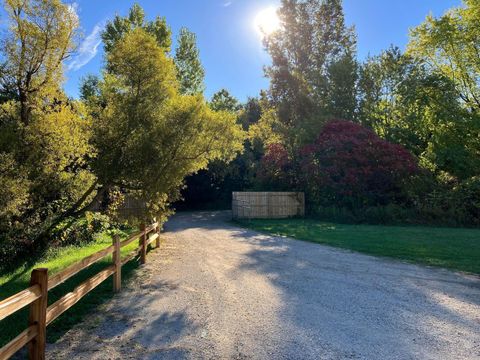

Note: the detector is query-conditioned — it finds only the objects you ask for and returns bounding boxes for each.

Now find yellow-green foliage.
[26,98,94,190]
[408,0,480,111]
[3,0,78,122]
[94,29,245,206]
[0,2,244,265]
[0,153,30,220]
[0,0,91,234]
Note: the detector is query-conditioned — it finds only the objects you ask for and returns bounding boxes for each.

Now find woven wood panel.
[232,192,305,219]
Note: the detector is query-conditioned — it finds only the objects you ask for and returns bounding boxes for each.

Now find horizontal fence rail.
[0,221,160,360]
[47,246,115,291]
[0,286,42,322]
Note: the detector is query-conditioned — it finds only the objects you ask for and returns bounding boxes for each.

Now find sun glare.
[255,7,280,37]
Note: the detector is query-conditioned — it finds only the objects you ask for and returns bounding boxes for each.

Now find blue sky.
[60,0,461,102]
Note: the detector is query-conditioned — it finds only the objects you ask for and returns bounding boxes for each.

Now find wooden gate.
[232,192,305,219]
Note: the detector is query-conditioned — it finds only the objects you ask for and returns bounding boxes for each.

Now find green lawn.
[0,229,152,348]
[235,218,480,275]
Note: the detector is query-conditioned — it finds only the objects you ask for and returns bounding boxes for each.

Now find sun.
[255,7,281,37]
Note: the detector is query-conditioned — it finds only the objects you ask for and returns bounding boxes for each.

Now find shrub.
[454,176,480,225]
[419,176,480,226]
[298,120,419,208]
[52,212,112,246]
[0,153,31,227]
[256,143,293,190]
[311,204,416,225]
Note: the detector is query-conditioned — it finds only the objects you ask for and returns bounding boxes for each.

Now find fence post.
[139,223,147,264]
[28,268,48,360]
[113,234,121,292]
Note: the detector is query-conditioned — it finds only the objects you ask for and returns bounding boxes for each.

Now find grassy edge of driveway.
[0,229,151,348]
[234,218,480,275]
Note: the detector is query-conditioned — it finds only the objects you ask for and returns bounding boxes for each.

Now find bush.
[455,176,480,225]
[311,204,415,225]
[298,120,419,208]
[256,143,293,190]
[0,153,31,223]
[417,176,480,226]
[52,212,112,247]
[256,120,479,227]
[310,205,357,223]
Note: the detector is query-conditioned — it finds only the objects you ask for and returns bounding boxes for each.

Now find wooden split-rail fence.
[0,221,160,360]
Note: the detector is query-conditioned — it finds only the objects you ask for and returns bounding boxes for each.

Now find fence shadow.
[46,275,197,359]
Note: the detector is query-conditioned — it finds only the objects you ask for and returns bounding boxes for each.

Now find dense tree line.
[259,0,480,225]
[182,0,480,226]
[178,93,263,209]
[0,1,244,267]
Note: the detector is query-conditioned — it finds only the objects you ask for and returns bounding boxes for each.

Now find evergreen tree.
[174,27,205,95]
[102,3,171,53]
[210,89,241,112]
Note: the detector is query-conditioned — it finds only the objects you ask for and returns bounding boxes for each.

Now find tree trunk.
[19,90,30,125]
[38,182,103,241]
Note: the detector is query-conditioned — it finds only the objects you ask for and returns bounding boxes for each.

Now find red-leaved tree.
[298,120,419,207]
[257,143,293,190]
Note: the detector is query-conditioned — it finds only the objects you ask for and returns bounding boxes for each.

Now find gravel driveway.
[48,211,480,359]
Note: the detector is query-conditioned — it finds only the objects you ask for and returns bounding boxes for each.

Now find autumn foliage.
[257,143,292,190]
[260,120,419,208]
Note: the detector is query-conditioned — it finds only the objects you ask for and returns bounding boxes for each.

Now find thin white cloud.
[67,22,104,71]
[223,1,233,7]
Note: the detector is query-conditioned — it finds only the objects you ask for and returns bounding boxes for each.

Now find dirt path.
[48,211,480,359]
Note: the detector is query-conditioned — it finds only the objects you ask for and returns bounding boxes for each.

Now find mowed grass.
[235,218,480,275]
[0,229,153,348]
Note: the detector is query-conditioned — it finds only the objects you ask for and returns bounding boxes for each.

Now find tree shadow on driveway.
[46,275,199,359]
[47,211,480,359]
[168,211,480,359]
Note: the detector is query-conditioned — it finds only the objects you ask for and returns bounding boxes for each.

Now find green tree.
[2,0,79,124]
[80,74,101,102]
[238,96,262,130]
[174,27,205,95]
[358,47,480,180]
[210,89,241,112]
[0,0,95,255]
[406,0,480,180]
[92,29,243,214]
[264,0,357,148]
[102,3,171,53]
[180,96,264,209]
[358,47,426,147]
[408,0,480,112]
